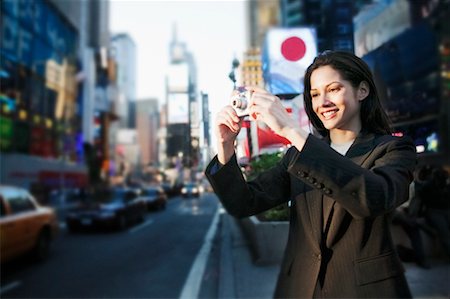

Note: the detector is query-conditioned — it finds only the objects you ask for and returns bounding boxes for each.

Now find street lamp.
[228,57,240,89]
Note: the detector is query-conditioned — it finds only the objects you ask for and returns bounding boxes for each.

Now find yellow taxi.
[0,185,59,263]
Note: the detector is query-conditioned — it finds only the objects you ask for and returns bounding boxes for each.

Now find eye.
[311,93,319,99]
[329,87,340,93]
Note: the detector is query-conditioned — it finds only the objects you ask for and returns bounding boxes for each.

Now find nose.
[316,94,333,107]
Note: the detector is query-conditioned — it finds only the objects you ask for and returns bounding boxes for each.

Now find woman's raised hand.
[247,86,296,138]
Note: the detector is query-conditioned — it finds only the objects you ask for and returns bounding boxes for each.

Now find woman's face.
[310,65,362,133]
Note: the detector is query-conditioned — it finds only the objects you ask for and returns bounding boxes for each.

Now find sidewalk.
[213,213,449,299]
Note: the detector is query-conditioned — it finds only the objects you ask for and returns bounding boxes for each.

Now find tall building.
[110,33,136,129]
[165,26,199,168]
[354,0,449,165]
[136,99,159,167]
[0,0,111,191]
[199,92,212,169]
[280,0,358,52]
[240,48,265,88]
[247,0,280,48]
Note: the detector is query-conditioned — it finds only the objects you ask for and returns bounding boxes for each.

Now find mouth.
[321,109,339,120]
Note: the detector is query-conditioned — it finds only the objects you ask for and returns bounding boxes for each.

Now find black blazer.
[206,132,416,298]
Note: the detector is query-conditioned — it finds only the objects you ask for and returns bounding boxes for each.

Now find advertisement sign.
[168,93,189,124]
[263,28,317,95]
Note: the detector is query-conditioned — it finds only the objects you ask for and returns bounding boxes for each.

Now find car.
[138,186,167,210]
[181,182,200,198]
[65,187,146,232]
[0,185,59,263]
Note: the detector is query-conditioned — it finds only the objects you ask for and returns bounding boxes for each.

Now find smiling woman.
[206,51,416,298]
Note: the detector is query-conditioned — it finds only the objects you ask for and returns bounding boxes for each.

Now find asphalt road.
[0,193,220,298]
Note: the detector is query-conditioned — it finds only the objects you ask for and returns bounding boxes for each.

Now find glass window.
[337,24,351,35]
[1,0,19,18]
[1,13,19,61]
[18,27,33,67]
[6,190,35,214]
[18,0,35,30]
[33,0,47,37]
[336,8,350,19]
[32,38,52,76]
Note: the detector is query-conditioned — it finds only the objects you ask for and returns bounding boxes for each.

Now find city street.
[0,193,219,298]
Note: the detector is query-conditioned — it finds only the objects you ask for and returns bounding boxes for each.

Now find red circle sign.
[281,37,306,61]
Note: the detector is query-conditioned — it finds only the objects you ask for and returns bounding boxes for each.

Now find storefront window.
[0,0,78,159]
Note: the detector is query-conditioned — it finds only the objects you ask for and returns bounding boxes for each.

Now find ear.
[357,81,370,102]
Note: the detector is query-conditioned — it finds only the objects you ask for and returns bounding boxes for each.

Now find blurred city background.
[0,0,449,298]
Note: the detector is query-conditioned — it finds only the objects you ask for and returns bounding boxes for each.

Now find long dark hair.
[303,50,392,137]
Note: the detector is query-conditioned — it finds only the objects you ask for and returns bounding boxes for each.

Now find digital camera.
[231,87,252,117]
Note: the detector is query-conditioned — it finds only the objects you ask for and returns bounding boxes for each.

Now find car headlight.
[192,187,198,193]
[181,187,187,193]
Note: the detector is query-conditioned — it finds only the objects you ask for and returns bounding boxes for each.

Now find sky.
[110,0,248,139]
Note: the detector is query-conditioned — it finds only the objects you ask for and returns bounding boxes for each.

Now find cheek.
[311,100,319,112]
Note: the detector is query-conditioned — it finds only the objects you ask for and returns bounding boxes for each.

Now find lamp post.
[228,57,240,89]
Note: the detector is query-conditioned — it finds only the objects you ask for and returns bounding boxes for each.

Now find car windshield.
[143,189,158,196]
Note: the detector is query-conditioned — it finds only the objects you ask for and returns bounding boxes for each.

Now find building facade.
[0,0,111,192]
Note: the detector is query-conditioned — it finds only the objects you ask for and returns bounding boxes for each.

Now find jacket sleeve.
[287,134,416,219]
[205,149,295,218]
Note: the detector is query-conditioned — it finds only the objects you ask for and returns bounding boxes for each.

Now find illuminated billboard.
[168,93,189,124]
[263,27,317,95]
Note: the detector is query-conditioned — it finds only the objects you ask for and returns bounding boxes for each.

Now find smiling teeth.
[322,110,337,119]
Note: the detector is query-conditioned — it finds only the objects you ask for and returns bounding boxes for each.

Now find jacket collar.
[323,130,376,160]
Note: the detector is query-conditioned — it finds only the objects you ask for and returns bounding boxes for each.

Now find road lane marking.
[0,281,22,295]
[128,219,154,234]
[179,207,221,299]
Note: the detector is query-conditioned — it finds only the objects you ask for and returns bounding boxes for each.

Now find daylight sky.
[110,0,248,134]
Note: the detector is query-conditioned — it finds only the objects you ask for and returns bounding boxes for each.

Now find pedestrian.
[421,166,450,260]
[205,51,416,298]
[392,167,430,268]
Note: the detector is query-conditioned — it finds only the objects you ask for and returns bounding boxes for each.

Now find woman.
[205,51,416,298]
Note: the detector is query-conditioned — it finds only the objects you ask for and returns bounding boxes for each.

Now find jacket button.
[297,171,307,177]
[314,182,324,189]
[317,253,322,261]
[323,188,332,195]
[308,177,316,184]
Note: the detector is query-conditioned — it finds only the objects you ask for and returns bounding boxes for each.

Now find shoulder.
[373,134,415,152]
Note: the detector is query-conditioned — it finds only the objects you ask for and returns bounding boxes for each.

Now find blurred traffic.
[0,185,58,264]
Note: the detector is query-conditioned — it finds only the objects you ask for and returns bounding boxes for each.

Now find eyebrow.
[310,81,341,92]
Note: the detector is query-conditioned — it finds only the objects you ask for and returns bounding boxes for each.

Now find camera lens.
[232,95,247,109]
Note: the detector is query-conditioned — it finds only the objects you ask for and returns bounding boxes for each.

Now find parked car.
[138,186,167,210]
[0,185,59,263]
[65,187,146,232]
[181,182,200,198]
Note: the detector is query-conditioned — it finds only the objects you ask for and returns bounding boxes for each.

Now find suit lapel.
[324,132,376,247]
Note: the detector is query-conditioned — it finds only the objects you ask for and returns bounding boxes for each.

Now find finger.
[250,92,276,108]
[223,106,240,123]
[216,115,238,133]
[248,104,265,121]
[217,110,240,132]
[245,85,268,94]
